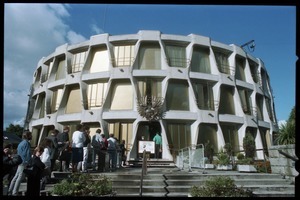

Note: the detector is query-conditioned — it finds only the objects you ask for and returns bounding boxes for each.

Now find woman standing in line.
[71,124,85,173]
[23,146,45,196]
[39,138,52,190]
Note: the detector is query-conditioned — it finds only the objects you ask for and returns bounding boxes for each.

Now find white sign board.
[138,141,155,154]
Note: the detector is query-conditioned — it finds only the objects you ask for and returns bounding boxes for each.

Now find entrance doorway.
[136,121,161,159]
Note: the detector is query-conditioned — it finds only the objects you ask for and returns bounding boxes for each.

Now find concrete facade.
[24,30,279,162]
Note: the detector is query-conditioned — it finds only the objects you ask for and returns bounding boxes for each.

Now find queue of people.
[3,125,127,196]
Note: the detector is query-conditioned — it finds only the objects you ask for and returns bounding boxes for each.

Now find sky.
[3,3,297,129]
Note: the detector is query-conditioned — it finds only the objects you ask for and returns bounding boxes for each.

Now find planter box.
[237,164,257,172]
[205,164,215,169]
[217,164,232,171]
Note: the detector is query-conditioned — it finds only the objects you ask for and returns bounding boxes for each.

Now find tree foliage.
[276,106,295,145]
[5,123,24,138]
[243,133,256,159]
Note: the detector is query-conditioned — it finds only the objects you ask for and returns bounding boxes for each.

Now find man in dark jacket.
[3,144,22,179]
[23,146,45,196]
[57,126,71,172]
[47,129,64,171]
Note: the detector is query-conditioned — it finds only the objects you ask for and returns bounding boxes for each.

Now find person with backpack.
[8,131,32,196]
[107,133,117,172]
[91,129,103,171]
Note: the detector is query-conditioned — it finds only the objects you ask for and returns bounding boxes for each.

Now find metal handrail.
[139,150,147,197]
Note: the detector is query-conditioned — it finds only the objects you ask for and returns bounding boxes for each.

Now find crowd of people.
[3,124,127,196]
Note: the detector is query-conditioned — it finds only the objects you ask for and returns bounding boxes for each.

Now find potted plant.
[204,140,215,169]
[223,143,234,165]
[214,148,233,170]
[236,133,257,172]
[51,172,116,196]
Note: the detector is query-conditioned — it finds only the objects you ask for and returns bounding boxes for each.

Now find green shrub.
[215,150,231,165]
[236,152,245,160]
[52,173,113,196]
[190,176,253,197]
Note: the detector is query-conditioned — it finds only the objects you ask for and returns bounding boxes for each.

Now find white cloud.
[278,120,287,127]
[3,3,86,129]
[67,30,87,44]
[90,23,104,35]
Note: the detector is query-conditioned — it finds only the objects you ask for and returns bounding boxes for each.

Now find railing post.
[139,150,147,197]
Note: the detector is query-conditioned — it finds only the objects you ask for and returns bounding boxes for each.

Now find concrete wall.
[268,144,298,177]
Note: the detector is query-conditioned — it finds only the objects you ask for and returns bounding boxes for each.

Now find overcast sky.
[3,4,296,129]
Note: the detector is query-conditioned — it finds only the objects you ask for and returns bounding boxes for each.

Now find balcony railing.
[217,64,235,76]
[166,57,190,68]
[82,98,105,109]
[111,57,135,67]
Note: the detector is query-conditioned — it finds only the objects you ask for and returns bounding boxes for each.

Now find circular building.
[25,30,279,162]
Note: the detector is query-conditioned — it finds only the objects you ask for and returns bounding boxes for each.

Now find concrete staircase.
[108,167,295,197]
[10,166,295,197]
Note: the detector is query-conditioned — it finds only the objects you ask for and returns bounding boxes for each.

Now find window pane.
[114,45,135,67]
[111,82,133,110]
[235,57,246,81]
[51,89,63,112]
[139,43,161,69]
[166,81,189,110]
[166,45,187,68]
[90,50,109,73]
[65,88,82,113]
[56,60,65,80]
[87,83,107,108]
[191,47,211,73]
[219,85,235,114]
[72,51,87,73]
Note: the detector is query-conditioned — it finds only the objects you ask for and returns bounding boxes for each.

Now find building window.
[137,79,162,98]
[237,87,252,115]
[47,61,54,80]
[249,59,259,83]
[220,124,239,153]
[90,48,109,73]
[167,123,191,152]
[214,49,232,75]
[71,51,87,73]
[166,80,189,111]
[265,97,274,121]
[34,68,42,88]
[86,82,107,109]
[138,43,161,70]
[190,46,211,73]
[55,59,66,80]
[65,88,82,114]
[219,85,235,115]
[33,93,45,119]
[165,45,188,68]
[51,89,63,113]
[256,94,264,121]
[235,56,246,81]
[192,81,214,110]
[197,123,218,153]
[113,45,135,67]
[110,81,133,110]
[109,122,133,151]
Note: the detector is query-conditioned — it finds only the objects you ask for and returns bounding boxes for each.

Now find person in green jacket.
[153,133,162,158]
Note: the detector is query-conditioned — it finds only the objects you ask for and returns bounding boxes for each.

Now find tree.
[276,106,295,145]
[5,123,24,138]
[243,133,256,159]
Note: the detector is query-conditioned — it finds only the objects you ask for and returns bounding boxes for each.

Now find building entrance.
[136,121,161,159]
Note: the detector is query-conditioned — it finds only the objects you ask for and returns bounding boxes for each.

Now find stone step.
[12,167,295,197]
